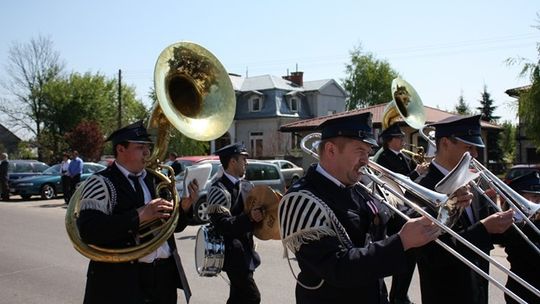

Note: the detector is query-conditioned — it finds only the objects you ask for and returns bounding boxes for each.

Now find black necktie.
[128,174,144,203]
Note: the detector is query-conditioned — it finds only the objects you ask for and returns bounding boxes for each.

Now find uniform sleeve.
[279,190,407,287]
[207,185,254,237]
[77,175,140,246]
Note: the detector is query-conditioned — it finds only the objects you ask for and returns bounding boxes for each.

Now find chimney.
[282,71,304,87]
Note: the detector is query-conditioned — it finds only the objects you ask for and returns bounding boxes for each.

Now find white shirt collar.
[223,171,240,185]
[389,148,401,155]
[316,164,346,188]
[431,159,450,175]
[115,161,147,179]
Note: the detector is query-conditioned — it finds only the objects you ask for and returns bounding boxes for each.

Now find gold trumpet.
[65,42,236,263]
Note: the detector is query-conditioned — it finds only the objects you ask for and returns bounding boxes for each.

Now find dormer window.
[288,97,299,112]
[249,96,262,112]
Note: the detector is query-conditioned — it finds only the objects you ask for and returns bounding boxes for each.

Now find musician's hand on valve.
[180,179,199,212]
[399,216,440,251]
[451,185,474,209]
[137,198,174,224]
[250,207,264,223]
[481,209,514,234]
[415,163,429,175]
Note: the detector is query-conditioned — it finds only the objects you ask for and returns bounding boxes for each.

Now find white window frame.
[249,96,262,112]
[288,97,300,112]
[250,132,264,157]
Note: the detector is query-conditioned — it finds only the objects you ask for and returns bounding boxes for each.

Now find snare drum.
[194,224,224,277]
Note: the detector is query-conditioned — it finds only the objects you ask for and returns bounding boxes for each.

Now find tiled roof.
[279,103,502,132]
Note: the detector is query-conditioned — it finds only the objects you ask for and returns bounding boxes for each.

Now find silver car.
[267,159,304,188]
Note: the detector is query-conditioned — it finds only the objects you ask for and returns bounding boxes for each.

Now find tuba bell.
[65,42,236,262]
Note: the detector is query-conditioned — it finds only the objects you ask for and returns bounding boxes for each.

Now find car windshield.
[42,164,61,175]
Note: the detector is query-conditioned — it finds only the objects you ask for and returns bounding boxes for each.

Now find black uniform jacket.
[77,163,189,304]
[375,147,419,181]
[209,175,261,272]
[283,165,407,304]
[414,163,493,304]
[501,219,540,304]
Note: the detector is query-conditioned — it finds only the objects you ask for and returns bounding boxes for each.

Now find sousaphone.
[65,41,236,263]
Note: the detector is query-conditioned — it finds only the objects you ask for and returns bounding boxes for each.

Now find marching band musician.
[502,172,540,304]
[77,120,198,304]
[278,113,447,304]
[375,122,428,304]
[374,123,429,182]
[207,143,264,304]
[412,115,514,304]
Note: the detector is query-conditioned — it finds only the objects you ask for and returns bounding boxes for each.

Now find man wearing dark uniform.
[278,113,444,304]
[375,123,428,304]
[207,143,264,304]
[76,120,198,304]
[375,123,428,181]
[413,115,513,304]
[502,172,540,304]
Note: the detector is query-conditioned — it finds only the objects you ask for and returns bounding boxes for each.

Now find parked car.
[504,164,540,183]
[8,159,50,182]
[10,162,106,200]
[176,159,286,224]
[267,159,304,187]
[175,155,219,168]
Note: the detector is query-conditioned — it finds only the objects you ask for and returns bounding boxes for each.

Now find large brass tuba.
[65,42,236,262]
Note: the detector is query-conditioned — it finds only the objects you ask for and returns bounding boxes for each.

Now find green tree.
[507,14,540,147]
[476,85,500,122]
[342,45,399,110]
[0,35,65,161]
[454,93,472,115]
[499,121,516,164]
[41,72,148,158]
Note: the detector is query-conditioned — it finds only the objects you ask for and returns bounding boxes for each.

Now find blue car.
[10,162,106,200]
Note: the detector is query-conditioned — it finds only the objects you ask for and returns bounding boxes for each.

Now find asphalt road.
[0,197,512,303]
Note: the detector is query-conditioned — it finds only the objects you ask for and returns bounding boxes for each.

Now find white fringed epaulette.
[278,190,353,256]
[79,174,116,215]
[207,183,232,211]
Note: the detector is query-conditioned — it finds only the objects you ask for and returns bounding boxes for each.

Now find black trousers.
[66,174,81,203]
[139,257,178,304]
[226,270,260,304]
[0,178,9,200]
[61,175,71,203]
[389,251,416,304]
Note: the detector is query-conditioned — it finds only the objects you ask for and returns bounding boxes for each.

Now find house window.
[288,97,299,112]
[249,97,262,112]
[250,132,263,158]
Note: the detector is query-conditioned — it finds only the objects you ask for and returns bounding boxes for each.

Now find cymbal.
[244,185,282,240]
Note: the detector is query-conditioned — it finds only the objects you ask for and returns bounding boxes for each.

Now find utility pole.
[118,69,122,128]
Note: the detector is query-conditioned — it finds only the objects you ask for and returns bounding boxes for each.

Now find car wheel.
[194,199,210,224]
[40,184,56,200]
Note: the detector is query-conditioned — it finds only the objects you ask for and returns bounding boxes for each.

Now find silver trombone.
[385,76,540,254]
[301,133,540,304]
[418,124,540,255]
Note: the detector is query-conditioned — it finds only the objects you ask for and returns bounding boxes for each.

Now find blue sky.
[1,1,538,138]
